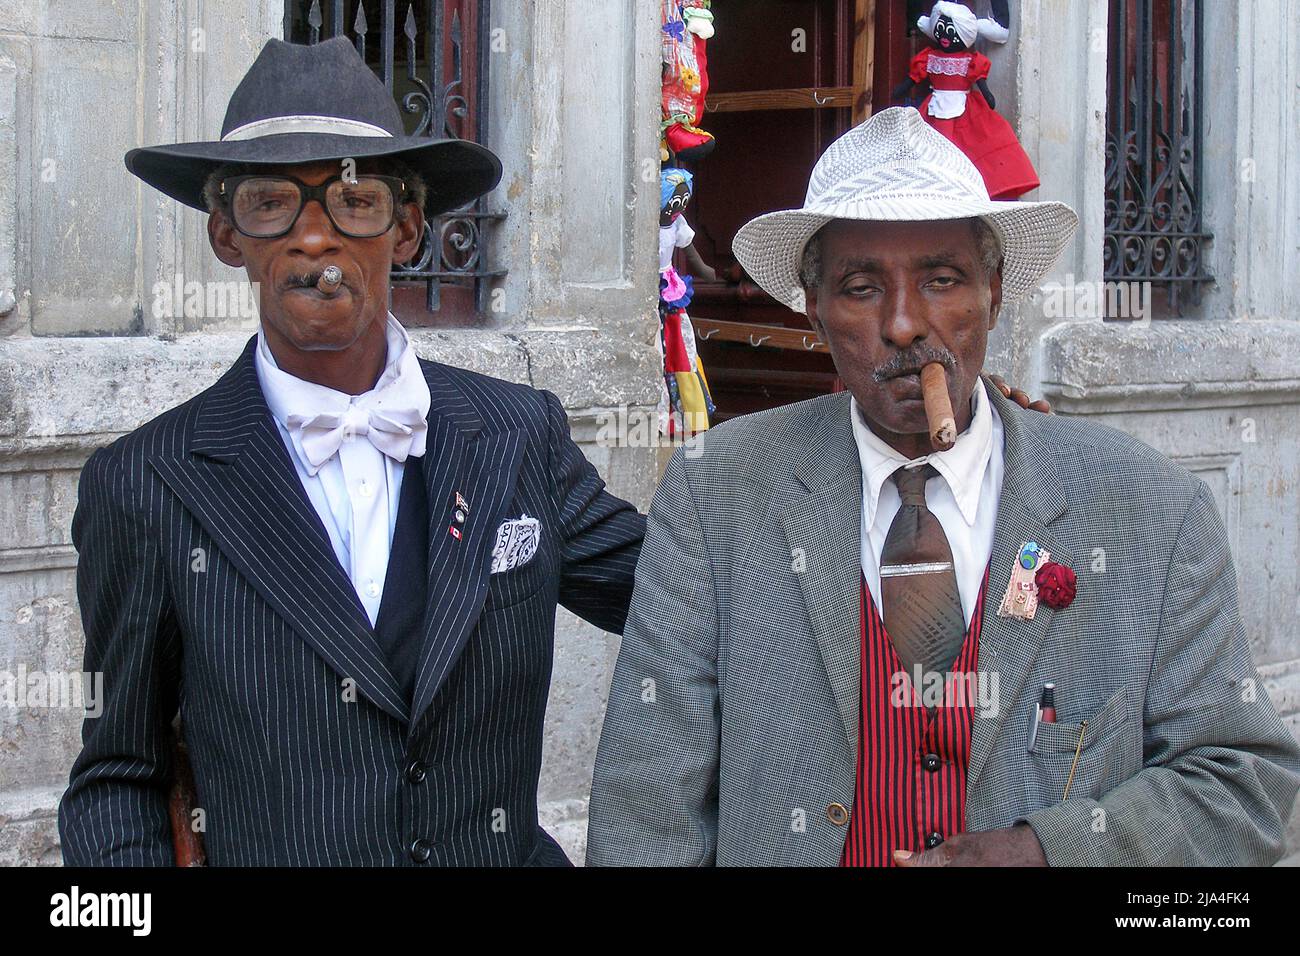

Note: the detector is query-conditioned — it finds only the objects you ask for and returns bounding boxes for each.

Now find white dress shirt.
[850,381,1005,628]
[254,314,431,626]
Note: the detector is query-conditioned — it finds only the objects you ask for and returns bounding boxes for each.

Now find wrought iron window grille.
[284,0,504,314]
[1104,0,1212,318]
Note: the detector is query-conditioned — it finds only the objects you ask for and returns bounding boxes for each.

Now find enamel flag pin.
[449,492,470,540]
[998,541,1050,620]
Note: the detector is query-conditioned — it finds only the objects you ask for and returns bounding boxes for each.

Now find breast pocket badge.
[490,514,541,574]
[997,541,1050,620]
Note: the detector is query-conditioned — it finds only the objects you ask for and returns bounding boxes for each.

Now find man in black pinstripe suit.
[58,38,645,866]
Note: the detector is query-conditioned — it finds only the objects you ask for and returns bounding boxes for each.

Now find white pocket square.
[490,514,541,574]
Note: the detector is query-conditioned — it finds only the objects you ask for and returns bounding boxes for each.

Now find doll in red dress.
[893,1,1038,199]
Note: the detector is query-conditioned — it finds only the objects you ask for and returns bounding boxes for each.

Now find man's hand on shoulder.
[988,374,1052,414]
[893,824,1048,867]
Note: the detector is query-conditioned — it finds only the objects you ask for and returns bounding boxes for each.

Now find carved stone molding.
[1041,320,1300,414]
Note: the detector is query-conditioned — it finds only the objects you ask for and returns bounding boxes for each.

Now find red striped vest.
[840,564,991,866]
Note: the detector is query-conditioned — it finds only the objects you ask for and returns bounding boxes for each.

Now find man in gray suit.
[587,108,1300,866]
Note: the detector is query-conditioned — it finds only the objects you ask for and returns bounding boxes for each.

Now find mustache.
[871,346,956,383]
[284,270,342,290]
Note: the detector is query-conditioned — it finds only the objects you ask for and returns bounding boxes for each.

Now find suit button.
[826,803,849,826]
[409,838,432,863]
[925,832,944,849]
[922,753,941,772]
[406,760,427,784]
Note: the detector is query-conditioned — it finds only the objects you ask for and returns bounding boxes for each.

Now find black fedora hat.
[124,36,502,218]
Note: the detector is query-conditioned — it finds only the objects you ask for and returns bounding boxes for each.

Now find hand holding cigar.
[316,265,343,293]
[920,362,957,452]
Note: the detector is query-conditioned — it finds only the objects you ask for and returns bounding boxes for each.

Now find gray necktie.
[880,464,965,681]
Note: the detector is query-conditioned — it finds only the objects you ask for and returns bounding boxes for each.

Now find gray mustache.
[871,347,956,383]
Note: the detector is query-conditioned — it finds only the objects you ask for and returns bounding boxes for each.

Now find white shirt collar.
[255,313,429,474]
[850,379,994,529]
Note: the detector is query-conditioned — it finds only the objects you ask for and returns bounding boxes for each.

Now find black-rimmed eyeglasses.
[218,174,409,239]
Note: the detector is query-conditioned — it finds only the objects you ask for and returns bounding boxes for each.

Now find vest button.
[406,760,427,784]
[922,753,941,772]
[409,838,432,863]
[826,803,849,826]
[925,831,944,849]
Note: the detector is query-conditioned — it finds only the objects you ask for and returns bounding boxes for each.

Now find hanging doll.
[661,0,715,162]
[893,0,1038,200]
[658,168,714,437]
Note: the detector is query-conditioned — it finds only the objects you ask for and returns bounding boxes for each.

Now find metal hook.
[749,334,772,348]
[700,327,719,340]
[812,90,830,105]
[802,335,819,350]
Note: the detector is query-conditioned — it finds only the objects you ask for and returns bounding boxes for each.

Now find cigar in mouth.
[316,265,343,293]
[920,362,957,452]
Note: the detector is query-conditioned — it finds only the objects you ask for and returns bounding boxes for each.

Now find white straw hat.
[731,107,1078,313]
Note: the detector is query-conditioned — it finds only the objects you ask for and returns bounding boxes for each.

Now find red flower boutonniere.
[1034,561,1077,610]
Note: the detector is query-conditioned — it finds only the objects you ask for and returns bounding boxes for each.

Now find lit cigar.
[920,362,956,452]
[316,265,343,293]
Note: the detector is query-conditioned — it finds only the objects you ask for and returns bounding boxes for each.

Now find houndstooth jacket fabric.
[587,375,1300,866]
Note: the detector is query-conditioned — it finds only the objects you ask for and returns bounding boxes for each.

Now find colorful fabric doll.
[658,168,714,437]
[661,0,715,163]
[894,0,1038,199]
[683,4,714,39]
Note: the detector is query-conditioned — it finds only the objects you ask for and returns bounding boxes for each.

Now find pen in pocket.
[1027,682,1056,750]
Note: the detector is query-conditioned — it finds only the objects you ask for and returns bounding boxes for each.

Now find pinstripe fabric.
[58,333,645,866]
[587,376,1300,866]
[840,568,989,866]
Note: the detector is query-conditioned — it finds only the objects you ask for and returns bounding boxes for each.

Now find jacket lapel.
[776,391,863,754]
[966,377,1073,791]
[406,362,527,731]
[148,335,410,724]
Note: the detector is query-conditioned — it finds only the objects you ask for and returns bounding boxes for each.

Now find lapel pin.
[997,541,1049,620]
[449,492,470,539]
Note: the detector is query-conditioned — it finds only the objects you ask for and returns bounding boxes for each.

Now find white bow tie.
[287,398,428,473]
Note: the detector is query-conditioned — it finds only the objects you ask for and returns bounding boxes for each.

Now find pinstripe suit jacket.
[587,376,1300,866]
[59,333,644,866]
